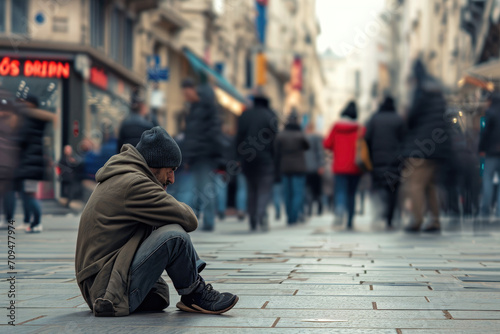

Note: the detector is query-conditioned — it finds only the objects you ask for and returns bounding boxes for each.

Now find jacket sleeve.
[479,112,493,153]
[323,127,334,151]
[303,135,311,150]
[364,118,374,151]
[235,114,246,161]
[126,176,198,232]
[318,136,325,168]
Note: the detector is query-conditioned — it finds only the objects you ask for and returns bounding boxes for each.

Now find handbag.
[355,127,372,172]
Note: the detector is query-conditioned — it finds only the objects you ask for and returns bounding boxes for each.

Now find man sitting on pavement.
[75,126,238,317]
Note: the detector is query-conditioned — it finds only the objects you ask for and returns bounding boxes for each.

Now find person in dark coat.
[236,94,278,231]
[181,79,224,231]
[365,96,405,228]
[304,122,325,216]
[323,101,364,229]
[117,88,154,152]
[275,111,310,225]
[478,93,500,218]
[7,95,56,233]
[400,60,451,233]
[58,145,84,208]
[0,91,21,229]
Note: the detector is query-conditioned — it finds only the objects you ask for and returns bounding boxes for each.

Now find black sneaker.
[176,283,238,314]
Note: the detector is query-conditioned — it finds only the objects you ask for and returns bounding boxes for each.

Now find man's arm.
[126,176,198,232]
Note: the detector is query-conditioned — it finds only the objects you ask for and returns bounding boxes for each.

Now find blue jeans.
[282,174,306,224]
[215,174,228,214]
[334,174,361,228]
[168,170,194,207]
[236,173,247,212]
[128,224,206,313]
[3,180,41,226]
[480,156,500,217]
[191,160,216,230]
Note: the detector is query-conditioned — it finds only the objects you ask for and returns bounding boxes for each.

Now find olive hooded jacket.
[75,144,198,316]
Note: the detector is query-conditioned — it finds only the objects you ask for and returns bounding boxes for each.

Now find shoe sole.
[176,296,239,315]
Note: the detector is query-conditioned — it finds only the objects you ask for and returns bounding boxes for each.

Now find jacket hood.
[412,59,444,93]
[196,84,216,105]
[334,120,359,133]
[253,96,269,108]
[96,144,161,187]
[285,123,302,131]
[379,96,396,112]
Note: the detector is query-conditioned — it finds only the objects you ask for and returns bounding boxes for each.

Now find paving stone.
[2,211,500,331]
[276,318,500,329]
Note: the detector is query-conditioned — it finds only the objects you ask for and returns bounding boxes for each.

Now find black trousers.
[374,182,399,227]
[245,172,274,230]
[305,172,323,216]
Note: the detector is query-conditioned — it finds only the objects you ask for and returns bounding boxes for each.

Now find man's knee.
[156,224,190,242]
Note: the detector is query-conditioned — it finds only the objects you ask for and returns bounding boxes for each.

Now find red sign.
[73,120,79,137]
[90,67,108,90]
[0,57,70,79]
[290,57,303,91]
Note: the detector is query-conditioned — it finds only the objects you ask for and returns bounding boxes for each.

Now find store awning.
[182,47,248,109]
[458,75,495,91]
[466,59,500,80]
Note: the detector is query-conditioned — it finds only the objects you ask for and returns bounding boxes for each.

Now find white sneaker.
[0,222,10,230]
[18,223,31,231]
[25,225,43,233]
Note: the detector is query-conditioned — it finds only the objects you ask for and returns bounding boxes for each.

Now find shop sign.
[90,67,108,90]
[0,57,70,79]
[73,120,79,137]
[147,55,169,81]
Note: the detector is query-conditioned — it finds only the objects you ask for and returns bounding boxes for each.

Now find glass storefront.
[86,85,129,149]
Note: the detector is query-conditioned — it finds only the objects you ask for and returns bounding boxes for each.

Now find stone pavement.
[1,209,500,333]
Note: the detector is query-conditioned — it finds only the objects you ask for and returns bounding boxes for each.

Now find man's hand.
[479,152,486,157]
[318,167,325,176]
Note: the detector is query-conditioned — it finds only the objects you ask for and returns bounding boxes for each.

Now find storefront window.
[87,86,129,149]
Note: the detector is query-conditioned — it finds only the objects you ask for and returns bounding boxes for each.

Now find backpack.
[355,127,372,172]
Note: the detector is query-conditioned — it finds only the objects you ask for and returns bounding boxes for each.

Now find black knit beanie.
[341,101,357,120]
[136,126,181,168]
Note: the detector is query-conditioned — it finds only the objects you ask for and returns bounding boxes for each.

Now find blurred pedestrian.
[168,130,194,206]
[58,145,84,208]
[365,96,405,229]
[75,126,238,317]
[439,109,480,221]
[236,93,278,231]
[401,60,451,233]
[5,95,57,233]
[323,101,364,230]
[215,126,234,221]
[181,78,224,231]
[304,122,325,216]
[276,110,310,225]
[0,90,21,228]
[478,93,500,218]
[117,88,154,152]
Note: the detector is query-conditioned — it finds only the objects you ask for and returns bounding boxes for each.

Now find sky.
[316,0,387,56]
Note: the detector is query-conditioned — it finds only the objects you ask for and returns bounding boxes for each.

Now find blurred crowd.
[1,59,500,233]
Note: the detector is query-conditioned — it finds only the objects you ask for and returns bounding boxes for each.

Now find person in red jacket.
[323,101,364,229]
